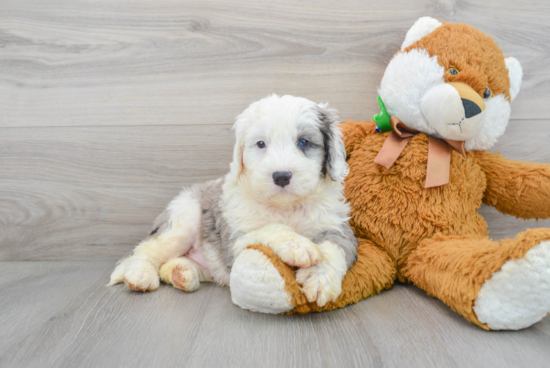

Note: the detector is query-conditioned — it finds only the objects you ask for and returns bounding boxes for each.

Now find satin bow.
[373,116,467,188]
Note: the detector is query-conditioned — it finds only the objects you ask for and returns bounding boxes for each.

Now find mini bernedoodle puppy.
[109,94,358,308]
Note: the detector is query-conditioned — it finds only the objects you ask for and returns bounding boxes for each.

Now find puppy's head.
[227,94,348,206]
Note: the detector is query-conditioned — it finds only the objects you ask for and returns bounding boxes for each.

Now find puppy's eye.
[483,88,492,99]
[256,141,266,149]
[448,68,459,75]
[298,139,309,149]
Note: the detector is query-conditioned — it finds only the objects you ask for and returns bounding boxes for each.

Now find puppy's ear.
[227,112,248,185]
[317,103,349,182]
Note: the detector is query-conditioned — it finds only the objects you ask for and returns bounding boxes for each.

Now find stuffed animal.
[230,17,550,330]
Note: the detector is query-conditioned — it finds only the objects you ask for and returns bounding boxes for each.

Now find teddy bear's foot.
[230,247,294,314]
[474,240,550,330]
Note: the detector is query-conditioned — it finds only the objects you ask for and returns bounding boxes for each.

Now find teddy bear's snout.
[449,82,486,118]
[462,98,482,118]
[420,82,486,141]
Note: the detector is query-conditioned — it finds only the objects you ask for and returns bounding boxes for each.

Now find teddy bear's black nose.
[273,171,292,187]
[462,98,482,118]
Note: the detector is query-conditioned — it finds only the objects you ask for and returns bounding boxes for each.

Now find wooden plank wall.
[1,0,549,260]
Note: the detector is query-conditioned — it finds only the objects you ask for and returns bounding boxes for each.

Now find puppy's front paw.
[122,260,160,292]
[296,263,343,307]
[278,236,322,268]
[295,241,347,307]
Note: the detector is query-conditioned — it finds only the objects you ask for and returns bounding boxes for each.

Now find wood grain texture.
[1,0,549,129]
[0,261,548,368]
[1,2,550,367]
[1,120,549,260]
[0,124,233,260]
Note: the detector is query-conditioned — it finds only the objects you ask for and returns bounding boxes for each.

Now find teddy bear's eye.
[483,88,492,99]
[448,68,459,75]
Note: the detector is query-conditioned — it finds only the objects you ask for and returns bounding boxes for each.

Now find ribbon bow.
[372,98,466,188]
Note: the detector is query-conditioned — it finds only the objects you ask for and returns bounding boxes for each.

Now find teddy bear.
[229,17,550,330]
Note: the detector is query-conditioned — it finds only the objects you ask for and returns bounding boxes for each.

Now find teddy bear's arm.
[338,120,377,157]
[475,151,550,219]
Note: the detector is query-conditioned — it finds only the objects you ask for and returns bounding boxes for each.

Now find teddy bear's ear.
[505,57,523,101]
[401,16,442,50]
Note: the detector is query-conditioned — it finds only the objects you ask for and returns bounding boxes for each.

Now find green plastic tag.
[372,95,393,132]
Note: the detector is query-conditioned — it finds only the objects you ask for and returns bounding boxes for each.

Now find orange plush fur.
[252,21,550,329]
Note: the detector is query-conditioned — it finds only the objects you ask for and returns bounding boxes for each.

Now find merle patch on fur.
[318,111,336,181]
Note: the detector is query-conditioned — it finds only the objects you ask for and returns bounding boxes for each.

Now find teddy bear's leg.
[159,257,212,292]
[230,245,297,314]
[402,228,550,330]
[230,238,397,314]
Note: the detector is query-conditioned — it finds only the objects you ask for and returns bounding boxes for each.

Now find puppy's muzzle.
[273,171,292,188]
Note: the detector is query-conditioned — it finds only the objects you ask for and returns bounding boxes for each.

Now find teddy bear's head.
[378,17,522,150]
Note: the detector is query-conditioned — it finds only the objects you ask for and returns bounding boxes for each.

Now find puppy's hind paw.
[122,260,160,292]
[159,257,200,292]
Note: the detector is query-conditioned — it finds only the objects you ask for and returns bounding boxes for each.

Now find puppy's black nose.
[273,171,292,188]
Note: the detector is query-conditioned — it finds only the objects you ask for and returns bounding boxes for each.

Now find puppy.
[109,94,358,307]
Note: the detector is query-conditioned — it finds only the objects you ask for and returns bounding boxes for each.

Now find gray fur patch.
[312,223,359,268]
[317,107,345,182]
[144,179,357,284]
[200,178,237,282]
[148,208,171,238]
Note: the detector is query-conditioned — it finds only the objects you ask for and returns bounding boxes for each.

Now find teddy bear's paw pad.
[278,238,322,268]
[230,248,294,314]
[296,263,343,307]
[122,260,160,292]
[474,240,550,330]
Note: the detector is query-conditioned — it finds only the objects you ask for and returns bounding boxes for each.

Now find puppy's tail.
[106,257,131,286]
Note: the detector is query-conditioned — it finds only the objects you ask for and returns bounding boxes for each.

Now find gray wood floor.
[0,261,549,368]
[1,0,550,367]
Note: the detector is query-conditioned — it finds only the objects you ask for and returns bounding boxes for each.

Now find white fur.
[421,83,485,141]
[222,95,351,306]
[401,16,442,50]
[379,46,517,150]
[505,57,523,101]
[379,48,444,137]
[230,248,294,313]
[296,240,347,307]
[222,94,350,240]
[473,241,550,330]
[222,176,349,241]
[233,224,322,268]
[108,190,202,290]
[109,95,351,308]
[159,256,212,292]
[465,94,511,151]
